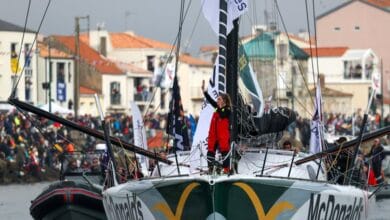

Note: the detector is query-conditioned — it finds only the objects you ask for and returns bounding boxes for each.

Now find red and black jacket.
[205,92,231,153]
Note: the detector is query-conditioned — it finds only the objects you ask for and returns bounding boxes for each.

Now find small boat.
[30,150,106,220]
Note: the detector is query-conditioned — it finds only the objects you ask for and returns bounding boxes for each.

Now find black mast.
[226,19,239,143]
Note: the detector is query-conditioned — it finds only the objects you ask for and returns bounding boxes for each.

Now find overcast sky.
[0,0,348,55]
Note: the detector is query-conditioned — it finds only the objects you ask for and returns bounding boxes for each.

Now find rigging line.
[10,0,52,98]
[312,0,321,85]
[13,0,32,96]
[183,0,202,53]
[274,0,315,109]
[303,0,317,110]
[162,0,187,150]
[304,0,317,86]
[142,0,192,121]
[275,70,313,117]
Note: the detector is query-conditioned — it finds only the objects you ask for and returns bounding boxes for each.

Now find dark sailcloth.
[167,75,190,150]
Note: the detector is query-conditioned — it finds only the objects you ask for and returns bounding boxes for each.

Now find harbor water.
[0,182,389,220]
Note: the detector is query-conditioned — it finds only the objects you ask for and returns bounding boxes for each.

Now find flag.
[167,75,190,150]
[238,44,264,117]
[163,63,175,89]
[372,71,380,93]
[130,102,149,172]
[10,51,21,74]
[202,0,249,36]
[309,80,323,154]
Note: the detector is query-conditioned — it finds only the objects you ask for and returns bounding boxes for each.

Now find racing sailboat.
[7,1,389,220]
[100,1,385,219]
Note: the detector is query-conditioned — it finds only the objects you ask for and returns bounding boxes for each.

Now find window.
[110,82,121,105]
[334,27,340,31]
[354,26,360,31]
[277,43,288,60]
[57,63,65,83]
[100,37,107,56]
[25,78,32,101]
[147,55,155,72]
[57,63,66,102]
[10,43,19,74]
[68,62,72,83]
[343,61,362,79]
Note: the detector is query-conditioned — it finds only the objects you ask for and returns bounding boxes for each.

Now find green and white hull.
[103,175,372,220]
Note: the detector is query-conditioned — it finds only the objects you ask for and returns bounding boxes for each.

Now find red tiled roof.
[38,42,72,59]
[303,47,348,57]
[79,33,90,45]
[179,54,213,67]
[110,32,173,49]
[80,86,98,95]
[53,35,123,75]
[365,0,390,8]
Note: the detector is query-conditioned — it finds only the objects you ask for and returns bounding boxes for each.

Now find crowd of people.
[291,111,390,151]
[0,104,389,183]
[0,109,168,183]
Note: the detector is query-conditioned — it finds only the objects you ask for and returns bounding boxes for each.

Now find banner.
[238,44,264,117]
[56,82,66,102]
[10,52,21,74]
[167,75,190,150]
[309,80,323,154]
[202,0,249,35]
[131,102,149,172]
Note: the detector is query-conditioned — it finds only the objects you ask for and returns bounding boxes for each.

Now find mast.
[217,0,227,93]
[226,19,239,142]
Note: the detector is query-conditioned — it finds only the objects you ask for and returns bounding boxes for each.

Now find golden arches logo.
[233,182,295,220]
[153,182,200,220]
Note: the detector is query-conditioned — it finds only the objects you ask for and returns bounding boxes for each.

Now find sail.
[309,80,324,154]
[166,75,190,150]
[202,0,248,35]
[130,102,149,171]
[238,44,264,117]
[190,60,221,173]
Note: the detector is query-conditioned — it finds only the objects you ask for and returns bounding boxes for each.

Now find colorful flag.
[10,51,21,74]
[238,44,264,117]
[202,0,249,35]
[167,75,190,150]
[309,80,323,154]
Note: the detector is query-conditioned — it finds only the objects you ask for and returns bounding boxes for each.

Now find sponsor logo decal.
[153,182,200,220]
[233,182,294,219]
[307,193,363,220]
[104,194,144,220]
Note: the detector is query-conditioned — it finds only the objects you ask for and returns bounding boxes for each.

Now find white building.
[0,19,37,103]
[304,47,380,114]
[81,30,213,116]
[37,42,74,111]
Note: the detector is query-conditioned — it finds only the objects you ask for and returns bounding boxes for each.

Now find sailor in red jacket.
[205,92,231,174]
